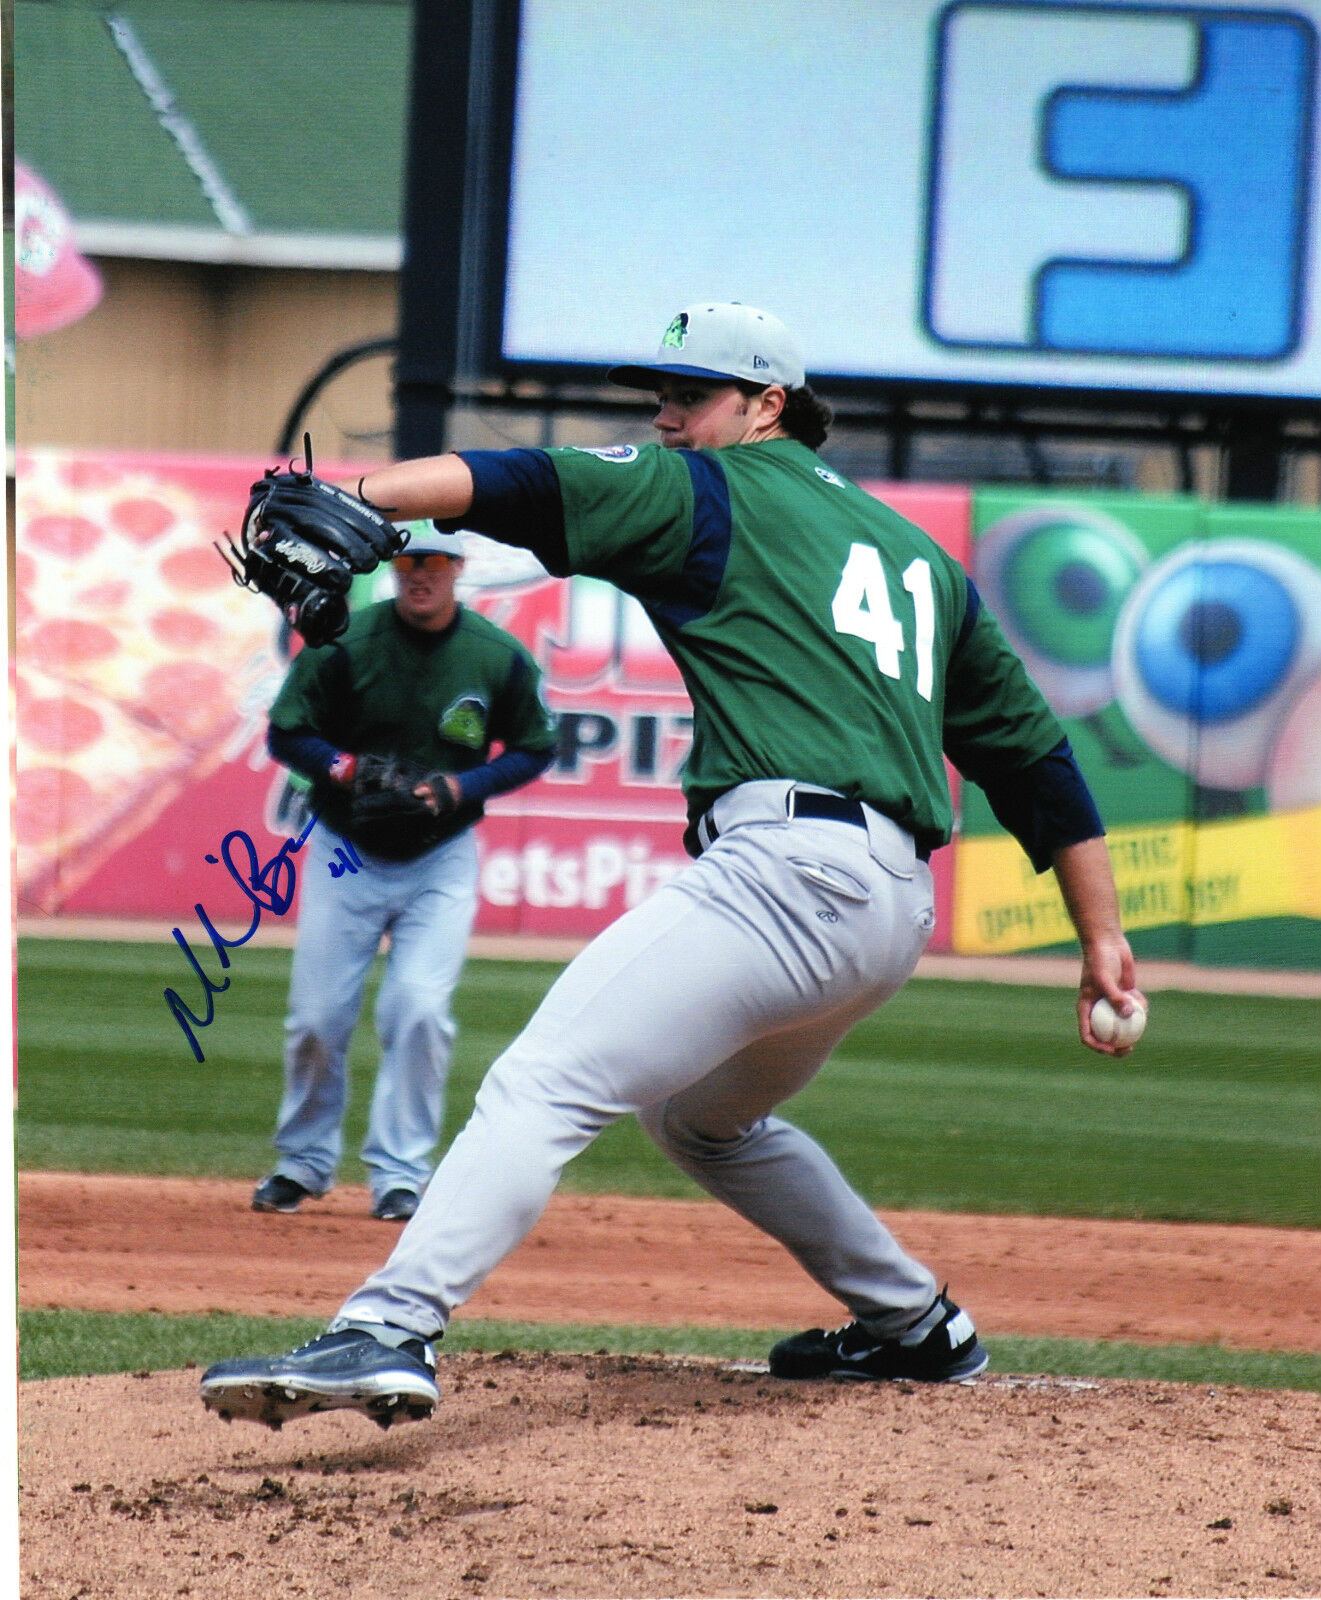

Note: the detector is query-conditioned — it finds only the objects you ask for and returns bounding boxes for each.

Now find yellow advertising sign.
[952,807,1321,954]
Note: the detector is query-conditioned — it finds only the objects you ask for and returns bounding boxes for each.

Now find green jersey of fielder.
[201,302,1143,1433]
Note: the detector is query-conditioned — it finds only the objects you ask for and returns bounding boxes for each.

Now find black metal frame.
[281,334,1318,502]
[392,0,520,460]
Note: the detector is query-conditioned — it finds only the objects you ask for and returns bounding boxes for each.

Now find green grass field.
[16,936,1321,1386]
[18,937,1319,1223]
[18,1309,1321,1392]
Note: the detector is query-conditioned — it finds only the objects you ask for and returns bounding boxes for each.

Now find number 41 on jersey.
[830,546,935,702]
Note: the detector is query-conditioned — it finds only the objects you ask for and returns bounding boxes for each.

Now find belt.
[788,791,868,828]
[695,788,867,853]
[789,792,933,860]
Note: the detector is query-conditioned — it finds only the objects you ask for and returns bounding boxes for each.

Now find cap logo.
[661,312,689,349]
[752,354,769,369]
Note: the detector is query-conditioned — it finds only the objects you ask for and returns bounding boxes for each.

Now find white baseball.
[1091,996,1147,1047]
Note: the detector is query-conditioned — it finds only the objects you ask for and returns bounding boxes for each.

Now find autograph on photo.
[163,811,320,1062]
[328,840,363,878]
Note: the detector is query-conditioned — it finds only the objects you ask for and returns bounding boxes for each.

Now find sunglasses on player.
[392,553,458,573]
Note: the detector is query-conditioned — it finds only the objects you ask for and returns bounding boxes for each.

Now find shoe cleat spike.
[199,1326,439,1428]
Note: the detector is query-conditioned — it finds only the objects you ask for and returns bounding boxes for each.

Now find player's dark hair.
[737,381,833,450]
[781,385,833,449]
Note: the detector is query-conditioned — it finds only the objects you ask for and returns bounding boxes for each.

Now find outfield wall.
[15,449,1321,967]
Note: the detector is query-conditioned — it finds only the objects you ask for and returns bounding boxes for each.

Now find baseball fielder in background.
[252,523,555,1223]
[203,302,1144,1429]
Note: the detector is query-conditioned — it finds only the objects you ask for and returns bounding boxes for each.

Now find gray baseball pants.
[334,780,941,1339]
[272,823,479,1206]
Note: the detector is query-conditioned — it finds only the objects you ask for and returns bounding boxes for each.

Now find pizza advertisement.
[14,449,304,919]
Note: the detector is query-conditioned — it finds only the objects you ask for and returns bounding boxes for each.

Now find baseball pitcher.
[203,303,1143,1429]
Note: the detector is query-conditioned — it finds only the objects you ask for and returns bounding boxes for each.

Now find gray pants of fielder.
[334,781,940,1337]
[272,823,479,1207]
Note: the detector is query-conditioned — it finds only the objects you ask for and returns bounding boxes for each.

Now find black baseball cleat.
[251,1174,314,1214]
[200,1328,438,1431]
[769,1291,989,1383]
[372,1187,420,1222]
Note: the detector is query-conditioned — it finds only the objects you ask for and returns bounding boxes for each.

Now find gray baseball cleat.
[251,1174,314,1214]
[200,1328,438,1430]
[371,1187,420,1222]
[768,1291,988,1382]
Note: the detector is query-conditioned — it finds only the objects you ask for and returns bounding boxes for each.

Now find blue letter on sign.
[1041,13,1314,360]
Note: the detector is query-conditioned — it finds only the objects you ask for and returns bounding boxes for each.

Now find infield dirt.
[18,1173,1321,1598]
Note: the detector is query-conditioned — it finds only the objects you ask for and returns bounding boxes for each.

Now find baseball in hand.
[1091,995,1147,1047]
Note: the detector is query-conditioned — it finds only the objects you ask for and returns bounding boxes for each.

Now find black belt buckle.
[788,791,866,828]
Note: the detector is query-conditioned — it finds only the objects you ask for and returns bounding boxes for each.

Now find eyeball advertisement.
[955,489,1321,964]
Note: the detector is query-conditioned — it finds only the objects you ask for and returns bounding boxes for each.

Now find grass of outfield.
[16,937,1321,1389]
[16,937,1320,1227]
[18,1310,1321,1392]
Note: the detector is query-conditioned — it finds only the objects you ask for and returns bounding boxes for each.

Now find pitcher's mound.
[20,1354,1321,1599]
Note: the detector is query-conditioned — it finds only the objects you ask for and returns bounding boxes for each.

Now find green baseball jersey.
[547,439,1062,853]
[269,600,555,844]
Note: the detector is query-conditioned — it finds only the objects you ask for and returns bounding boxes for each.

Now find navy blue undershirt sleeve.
[432,449,569,575]
[453,745,553,806]
[954,575,981,654]
[271,720,552,805]
[972,737,1106,873]
[634,449,733,628]
[267,723,341,780]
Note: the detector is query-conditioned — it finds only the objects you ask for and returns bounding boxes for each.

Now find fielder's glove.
[346,756,458,854]
[217,435,407,647]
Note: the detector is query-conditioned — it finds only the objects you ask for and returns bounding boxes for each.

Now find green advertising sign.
[956,488,1321,968]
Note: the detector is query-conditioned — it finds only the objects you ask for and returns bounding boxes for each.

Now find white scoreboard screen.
[499,0,1320,401]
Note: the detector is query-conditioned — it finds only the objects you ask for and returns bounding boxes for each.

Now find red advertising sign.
[15,448,292,921]
[17,449,970,951]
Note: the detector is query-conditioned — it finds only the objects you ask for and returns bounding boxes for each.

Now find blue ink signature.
[164,810,320,1062]
[328,840,362,878]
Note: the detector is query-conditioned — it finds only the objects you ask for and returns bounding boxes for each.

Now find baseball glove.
[216,435,407,647]
[347,755,457,856]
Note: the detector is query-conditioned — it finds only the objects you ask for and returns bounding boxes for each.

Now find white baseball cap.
[397,521,467,557]
[608,302,806,391]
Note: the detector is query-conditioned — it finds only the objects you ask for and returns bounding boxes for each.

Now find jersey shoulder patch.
[568,444,639,463]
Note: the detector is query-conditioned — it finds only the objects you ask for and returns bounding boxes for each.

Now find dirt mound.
[19,1172,1321,1597]
[20,1356,1321,1599]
